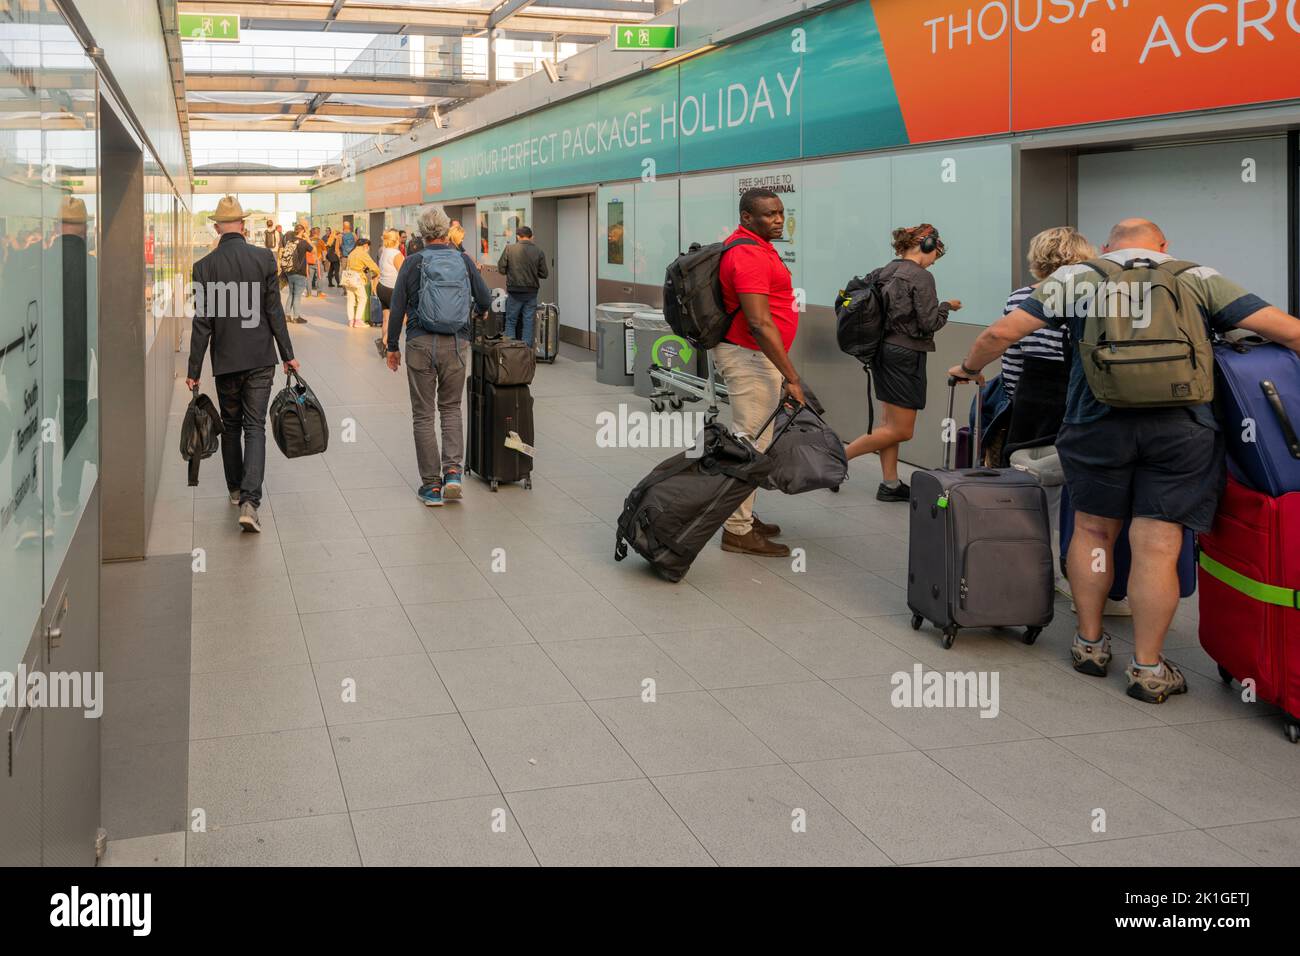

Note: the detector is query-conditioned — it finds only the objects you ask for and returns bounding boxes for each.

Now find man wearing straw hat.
[187,195,298,533]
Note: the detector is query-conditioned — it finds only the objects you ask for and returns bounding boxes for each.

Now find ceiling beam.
[186,72,495,98]
[292,91,330,131]
[176,1,643,38]
[322,0,347,32]
[488,0,538,31]
[188,101,436,119]
[189,118,414,135]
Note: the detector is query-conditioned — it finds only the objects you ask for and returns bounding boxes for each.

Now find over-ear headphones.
[918,228,940,255]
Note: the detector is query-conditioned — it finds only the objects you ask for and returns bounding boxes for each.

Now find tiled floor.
[111,290,1300,867]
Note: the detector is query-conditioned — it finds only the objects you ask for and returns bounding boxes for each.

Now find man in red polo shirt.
[715,187,805,558]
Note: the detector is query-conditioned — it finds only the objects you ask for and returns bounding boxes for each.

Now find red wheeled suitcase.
[1197,475,1300,743]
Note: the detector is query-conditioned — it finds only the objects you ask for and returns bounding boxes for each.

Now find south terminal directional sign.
[613,25,675,51]
[178,12,240,42]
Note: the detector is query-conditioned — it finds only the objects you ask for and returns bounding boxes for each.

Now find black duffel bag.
[615,403,789,583]
[475,335,536,386]
[763,403,848,495]
[271,369,329,458]
[179,386,223,486]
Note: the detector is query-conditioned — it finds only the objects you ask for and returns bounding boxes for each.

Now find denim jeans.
[307,263,320,294]
[503,292,537,347]
[406,334,470,484]
[285,273,308,318]
[215,364,276,508]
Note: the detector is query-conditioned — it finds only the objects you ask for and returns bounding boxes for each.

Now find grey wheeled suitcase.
[906,379,1054,649]
[534,302,560,364]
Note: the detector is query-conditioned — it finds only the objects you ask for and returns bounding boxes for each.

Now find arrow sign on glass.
[613,25,675,50]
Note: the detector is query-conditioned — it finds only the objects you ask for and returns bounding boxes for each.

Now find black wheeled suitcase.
[615,395,793,583]
[534,302,560,364]
[907,379,1054,648]
[467,378,533,492]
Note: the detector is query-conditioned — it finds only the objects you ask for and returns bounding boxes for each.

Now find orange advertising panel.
[872,0,1011,143]
[1010,0,1300,131]
[364,154,421,209]
[872,1,1300,141]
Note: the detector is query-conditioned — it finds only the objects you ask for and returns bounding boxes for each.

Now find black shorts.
[1056,410,1225,532]
[377,283,394,309]
[873,343,927,410]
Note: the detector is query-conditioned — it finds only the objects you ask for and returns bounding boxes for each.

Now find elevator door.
[1077,137,1289,308]
[557,197,590,341]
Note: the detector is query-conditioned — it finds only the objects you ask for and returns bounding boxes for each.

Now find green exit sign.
[299,179,318,186]
[178,12,240,42]
[192,179,208,186]
[614,25,676,50]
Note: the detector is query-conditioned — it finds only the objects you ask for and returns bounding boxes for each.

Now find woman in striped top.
[1000,227,1095,398]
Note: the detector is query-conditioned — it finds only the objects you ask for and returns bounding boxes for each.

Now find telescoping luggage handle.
[944,375,981,471]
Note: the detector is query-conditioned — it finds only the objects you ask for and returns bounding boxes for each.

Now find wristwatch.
[960,361,981,378]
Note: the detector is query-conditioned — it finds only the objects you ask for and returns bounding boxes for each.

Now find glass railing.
[191,148,340,170]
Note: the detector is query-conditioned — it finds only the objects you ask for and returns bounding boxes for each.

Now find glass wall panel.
[633,178,678,287]
[39,19,98,588]
[0,3,45,668]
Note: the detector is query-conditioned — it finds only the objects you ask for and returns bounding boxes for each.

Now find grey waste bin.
[594,302,647,387]
[631,310,704,399]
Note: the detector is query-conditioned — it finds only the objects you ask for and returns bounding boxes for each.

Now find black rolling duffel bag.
[271,369,330,458]
[615,402,790,583]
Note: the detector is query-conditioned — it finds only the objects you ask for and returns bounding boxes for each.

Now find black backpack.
[835,271,891,431]
[835,272,889,368]
[179,387,223,487]
[662,238,756,350]
[271,370,330,458]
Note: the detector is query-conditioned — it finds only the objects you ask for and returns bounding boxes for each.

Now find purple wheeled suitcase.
[907,380,1055,648]
[1215,335,1300,496]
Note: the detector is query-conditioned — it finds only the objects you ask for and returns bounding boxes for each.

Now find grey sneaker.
[1071,633,1112,677]
[238,502,261,533]
[229,490,241,506]
[1125,658,1189,704]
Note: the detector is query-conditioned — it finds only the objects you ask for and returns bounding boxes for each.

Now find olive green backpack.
[1077,257,1214,408]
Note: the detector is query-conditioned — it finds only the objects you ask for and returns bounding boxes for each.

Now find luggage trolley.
[648,354,728,421]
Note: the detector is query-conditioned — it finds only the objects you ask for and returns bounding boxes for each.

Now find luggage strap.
[1198,552,1299,610]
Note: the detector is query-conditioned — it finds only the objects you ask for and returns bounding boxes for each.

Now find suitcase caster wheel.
[490,480,499,493]
[1217,664,1234,685]
[941,628,957,649]
[910,613,923,631]
[830,485,841,493]
[1285,722,1300,745]
[1023,626,1041,646]
[523,476,532,490]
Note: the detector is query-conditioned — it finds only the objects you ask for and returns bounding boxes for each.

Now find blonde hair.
[382,229,401,249]
[1027,226,1094,280]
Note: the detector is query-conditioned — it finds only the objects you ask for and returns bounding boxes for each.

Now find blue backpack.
[340,230,356,257]
[417,246,472,335]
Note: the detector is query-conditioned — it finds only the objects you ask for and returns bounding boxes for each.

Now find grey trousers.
[406,333,470,484]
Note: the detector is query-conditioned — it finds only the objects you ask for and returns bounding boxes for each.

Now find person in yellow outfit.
[342,237,380,328]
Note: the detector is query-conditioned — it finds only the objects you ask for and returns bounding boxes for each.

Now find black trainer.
[876,481,910,503]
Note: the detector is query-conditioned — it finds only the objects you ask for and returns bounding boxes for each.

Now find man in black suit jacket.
[186,195,299,533]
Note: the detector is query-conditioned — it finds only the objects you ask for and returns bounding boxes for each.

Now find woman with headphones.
[844,224,962,501]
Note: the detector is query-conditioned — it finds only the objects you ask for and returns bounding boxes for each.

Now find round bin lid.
[630,309,667,330]
[595,302,652,323]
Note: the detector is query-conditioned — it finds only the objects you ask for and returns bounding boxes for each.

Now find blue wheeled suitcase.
[1058,486,1196,599]
[369,293,383,327]
[1214,335,1300,496]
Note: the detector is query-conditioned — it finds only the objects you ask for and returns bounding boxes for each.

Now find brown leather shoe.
[751,515,781,538]
[721,528,791,557]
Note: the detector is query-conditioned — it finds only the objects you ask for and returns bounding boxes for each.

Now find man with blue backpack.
[386,206,492,506]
